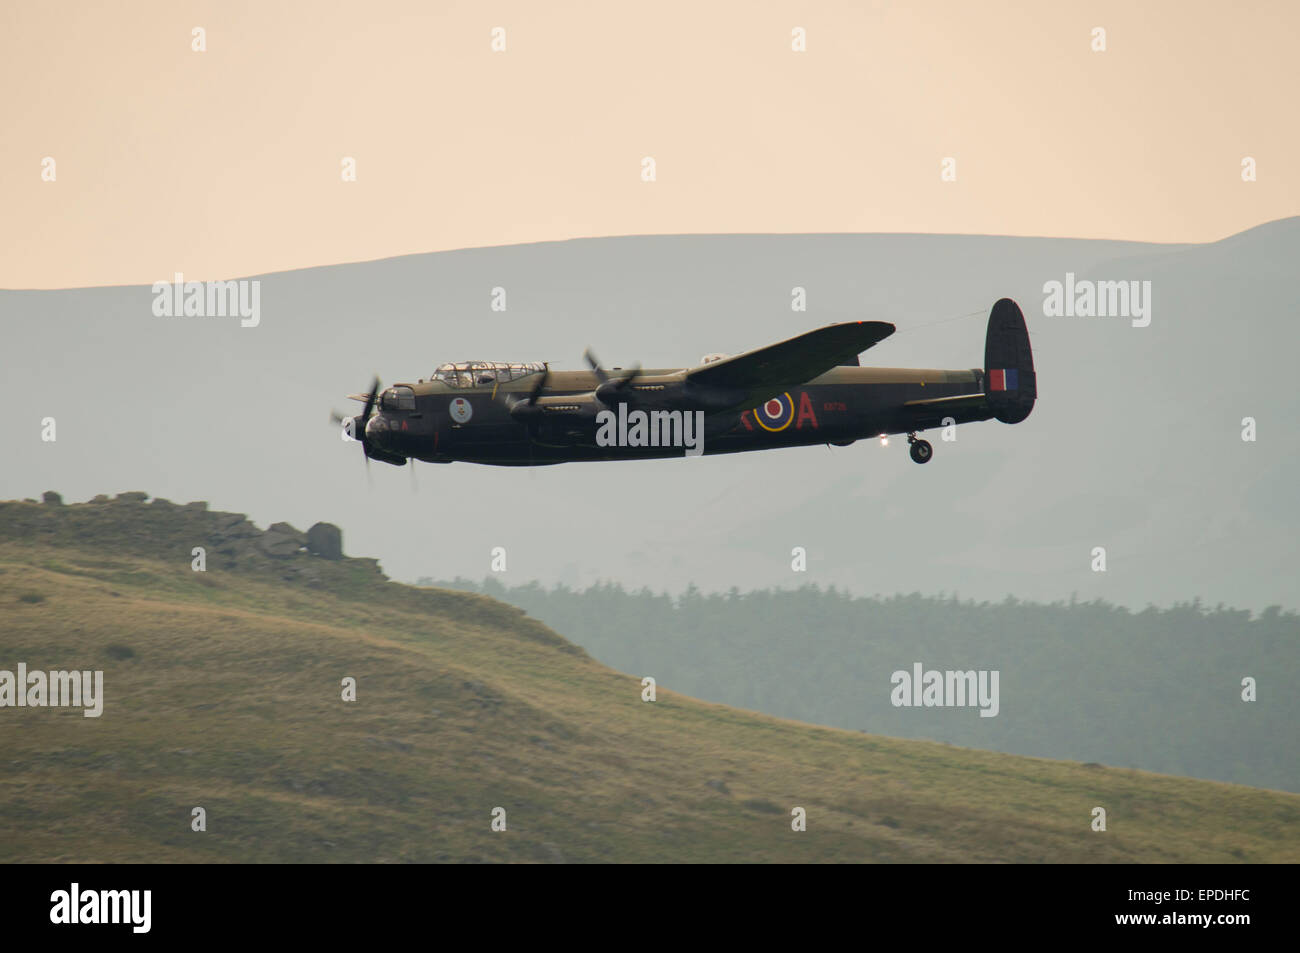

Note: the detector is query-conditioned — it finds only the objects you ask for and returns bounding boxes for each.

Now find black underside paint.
[378,378,994,467]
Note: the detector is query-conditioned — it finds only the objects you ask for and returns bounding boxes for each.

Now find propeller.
[583,349,609,385]
[523,363,549,407]
[494,364,550,420]
[331,378,381,465]
[485,365,551,464]
[585,350,642,405]
[358,377,381,465]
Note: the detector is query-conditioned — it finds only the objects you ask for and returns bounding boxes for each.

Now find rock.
[184,501,209,512]
[259,531,303,558]
[115,491,149,502]
[306,522,343,560]
[42,491,63,505]
[289,563,325,588]
[217,538,268,570]
[211,512,261,540]
[268,521,307,544]
[211,512,247,532]
[90,494,110,504]
[150,497,174,508]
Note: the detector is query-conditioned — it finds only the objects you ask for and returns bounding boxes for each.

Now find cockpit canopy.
[433,361,546,388]
[380,385,415,411]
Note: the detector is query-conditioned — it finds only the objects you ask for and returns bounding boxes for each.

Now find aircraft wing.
[685,321,895,408]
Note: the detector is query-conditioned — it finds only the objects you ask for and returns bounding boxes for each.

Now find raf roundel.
[754,392,794,432]
[449,397,473,424]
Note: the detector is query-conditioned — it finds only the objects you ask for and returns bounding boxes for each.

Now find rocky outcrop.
[212,512,260,538]
[307,522,344,560]
[0,493,359,586]
[268,521,306,541]
[259,524,306,558]
[0,492,576,650]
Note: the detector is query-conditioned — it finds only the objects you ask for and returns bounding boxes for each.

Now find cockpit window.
[380,385,416,411]
[433,361,545,389]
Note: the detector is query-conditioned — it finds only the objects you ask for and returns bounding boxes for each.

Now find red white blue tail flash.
[988,368,1018,391]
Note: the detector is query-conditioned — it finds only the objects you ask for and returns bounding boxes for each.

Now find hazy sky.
[3,0,1298,288]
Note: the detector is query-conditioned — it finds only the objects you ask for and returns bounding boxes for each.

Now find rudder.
[983,297,1036,424]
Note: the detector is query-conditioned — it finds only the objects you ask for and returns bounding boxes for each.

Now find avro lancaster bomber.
[336,297,1036,467]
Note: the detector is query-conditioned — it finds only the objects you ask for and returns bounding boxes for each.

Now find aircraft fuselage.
[366,366,989,466]
[344,298,1036,468]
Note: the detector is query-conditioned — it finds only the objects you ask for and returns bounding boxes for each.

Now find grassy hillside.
[1,498,1297,862]
[432,577,1300,792]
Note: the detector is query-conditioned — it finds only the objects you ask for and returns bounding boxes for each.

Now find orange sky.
[2,0,1297,289]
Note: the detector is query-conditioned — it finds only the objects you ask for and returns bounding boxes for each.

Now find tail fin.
[983,298,1036,424]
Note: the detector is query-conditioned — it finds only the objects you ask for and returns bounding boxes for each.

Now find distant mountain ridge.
[3,220,1298,612]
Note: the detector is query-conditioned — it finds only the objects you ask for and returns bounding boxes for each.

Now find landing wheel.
[909,438,933,464]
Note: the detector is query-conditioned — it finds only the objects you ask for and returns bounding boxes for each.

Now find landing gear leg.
[908,433,933,464]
